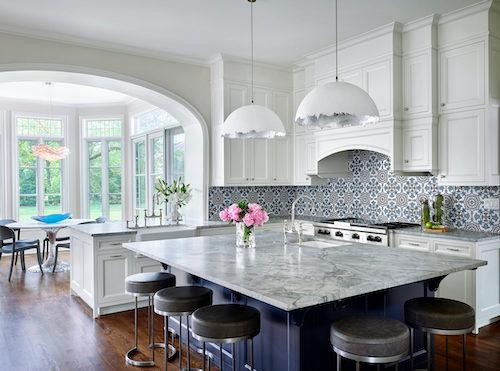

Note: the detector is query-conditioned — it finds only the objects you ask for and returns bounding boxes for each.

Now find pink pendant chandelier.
[32,144,70,161]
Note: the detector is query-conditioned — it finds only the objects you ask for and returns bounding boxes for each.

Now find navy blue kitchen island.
[124,232,485,371]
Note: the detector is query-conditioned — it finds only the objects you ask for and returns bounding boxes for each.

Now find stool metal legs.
[427,332,432,371]
[164,316,169,371]
[463,334,467,371]
[125,296,155,367]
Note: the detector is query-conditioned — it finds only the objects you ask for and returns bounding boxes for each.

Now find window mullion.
[102,140,109,218]
[37,138,44,215]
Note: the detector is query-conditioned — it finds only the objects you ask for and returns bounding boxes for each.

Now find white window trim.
[0,111,5,218]
[80,115,125,220]
[130,126,184,218]
[12,112,69,220]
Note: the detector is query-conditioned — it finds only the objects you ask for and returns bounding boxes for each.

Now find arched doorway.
[0,66,209,221]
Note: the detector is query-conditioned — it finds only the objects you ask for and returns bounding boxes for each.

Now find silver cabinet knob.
[404,160,409,164]
[404,107,409,111]
[246,178,249,181]
[273,178,277,181]
[252,178,255,181]
[441,103,446,107]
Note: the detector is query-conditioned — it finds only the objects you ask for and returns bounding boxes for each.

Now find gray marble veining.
[123,231,486,311]
[393,227,500,242]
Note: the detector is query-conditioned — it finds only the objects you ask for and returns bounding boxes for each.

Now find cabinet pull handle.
[252,178,255,181]
[108,242,123,246]
[408,242,421,247]
[440,175,446,179]
[441,103,446,107]
[404,160,409,164]
[446,247,460,252]
[110,255,123,258]
[404,107,409,111]
[273,178,277,181]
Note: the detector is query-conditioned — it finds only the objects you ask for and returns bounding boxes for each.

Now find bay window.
[15,116,65,220]
[83,118,123,220]
[131,109,185,217]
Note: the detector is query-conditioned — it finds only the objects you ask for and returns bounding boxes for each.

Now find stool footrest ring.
[125,347,155,367]
[149,342,177,360]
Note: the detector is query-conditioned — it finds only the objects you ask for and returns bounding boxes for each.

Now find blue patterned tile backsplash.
[209,151,500,233]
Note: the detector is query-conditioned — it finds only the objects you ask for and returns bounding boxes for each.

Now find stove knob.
[351,233,360,240]
[374,236,382,243]
[335,231,343,238]
[367,235,374,242]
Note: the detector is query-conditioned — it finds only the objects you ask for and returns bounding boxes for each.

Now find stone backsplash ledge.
[208,151,500,233]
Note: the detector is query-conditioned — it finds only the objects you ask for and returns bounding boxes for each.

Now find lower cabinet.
[96,252,132,305]
[392,234,500,333]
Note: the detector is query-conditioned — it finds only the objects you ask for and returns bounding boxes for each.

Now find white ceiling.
[0,0,481,65]
[0,81,134,105]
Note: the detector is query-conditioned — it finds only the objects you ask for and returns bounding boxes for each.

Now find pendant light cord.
[335,0,338,81]
[250,0,254,104]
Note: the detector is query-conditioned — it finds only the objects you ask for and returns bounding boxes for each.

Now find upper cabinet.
[211,57,293,186]
[403,53,431,116]
[439,41,486,113]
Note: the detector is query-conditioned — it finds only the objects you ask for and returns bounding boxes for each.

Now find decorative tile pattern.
[209,151,500,233]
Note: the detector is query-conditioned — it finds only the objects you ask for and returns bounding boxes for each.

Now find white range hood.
[313,121,403,178]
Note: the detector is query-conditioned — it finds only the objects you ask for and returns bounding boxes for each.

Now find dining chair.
[0,225,44,281]
[0,219,39,269]
[52,216,108,273]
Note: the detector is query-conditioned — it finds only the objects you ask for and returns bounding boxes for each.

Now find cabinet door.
[439,110,485,185]
[271,137,291,184]
[273,92,291,133]
[294,134,309,184]
[249,139,271,184]
[363,61,391,118]
[225,83,248,117]
[403,127,431,170]
[97,252,131,304]
[403,53,429,116]
[225,138,249,184]
[340,69,363,88]
[439,42,485,112]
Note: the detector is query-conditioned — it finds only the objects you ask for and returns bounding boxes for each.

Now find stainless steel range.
[313,218,419,246]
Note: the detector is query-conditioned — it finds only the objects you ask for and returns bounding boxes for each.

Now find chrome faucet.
[284,194,315,244]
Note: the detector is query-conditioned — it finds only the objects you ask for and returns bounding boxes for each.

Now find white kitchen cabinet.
[392,234,500,333]
[402,119,437,172]
[294,134,320,185]
[363,60,392,118]
[224,138,249,185]
[250,139,271,184]
[438,109,486,185]
[439,41,485,112]
[96,252,132,305]
[403,52,431,116]
[271,137,292,184]
[135,254,163,273]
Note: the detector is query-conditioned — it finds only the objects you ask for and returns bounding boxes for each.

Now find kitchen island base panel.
[167,266,431,371]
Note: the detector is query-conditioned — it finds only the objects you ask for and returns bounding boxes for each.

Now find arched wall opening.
[0,66,209,222]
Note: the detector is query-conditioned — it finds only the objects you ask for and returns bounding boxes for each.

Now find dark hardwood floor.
[1,252,499,370]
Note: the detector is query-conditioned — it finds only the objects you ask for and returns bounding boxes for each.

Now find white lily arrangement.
[155,177,192,207]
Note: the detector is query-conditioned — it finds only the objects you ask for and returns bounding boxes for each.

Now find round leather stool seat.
[192,304,260,341]
[405,297,475,331]
[330,315,409,358]
[125,272,176,295]
[154,286,213,314]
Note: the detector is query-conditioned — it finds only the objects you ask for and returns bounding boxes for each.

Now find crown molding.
[207,53,292,73]
[402,14,439,32]
[438,0,492,25]
[0,23,210,68]
[294,22,403,67]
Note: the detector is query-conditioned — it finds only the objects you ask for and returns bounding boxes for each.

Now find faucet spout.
[291,194,315,227]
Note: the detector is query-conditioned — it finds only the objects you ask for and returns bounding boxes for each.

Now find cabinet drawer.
[395,235,431,252]
[98,238,133,251]
[434,240,473,257]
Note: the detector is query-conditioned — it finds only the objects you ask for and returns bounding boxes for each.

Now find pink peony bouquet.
[219,200,269,227]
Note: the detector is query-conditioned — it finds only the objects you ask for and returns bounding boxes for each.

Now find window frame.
[130,125,184,217]
[12,112,69,220]
[80,115,124,220]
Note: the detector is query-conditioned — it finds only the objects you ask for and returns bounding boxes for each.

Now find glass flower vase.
[235,222,255,248]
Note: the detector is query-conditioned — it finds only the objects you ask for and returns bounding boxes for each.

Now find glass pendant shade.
[295,81,379,128]
[221,104,286,139]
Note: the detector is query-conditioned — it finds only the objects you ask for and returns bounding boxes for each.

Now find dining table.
[6,218,92,273]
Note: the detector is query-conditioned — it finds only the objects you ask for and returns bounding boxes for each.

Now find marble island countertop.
[123,231,486,311]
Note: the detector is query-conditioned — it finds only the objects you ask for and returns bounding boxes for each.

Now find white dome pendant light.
[295,0,379,129]
[221,0,286,139]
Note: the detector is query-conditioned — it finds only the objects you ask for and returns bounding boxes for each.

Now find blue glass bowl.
[32,213,71,224]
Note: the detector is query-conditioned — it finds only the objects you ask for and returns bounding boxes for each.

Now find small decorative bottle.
[421,199,431,229]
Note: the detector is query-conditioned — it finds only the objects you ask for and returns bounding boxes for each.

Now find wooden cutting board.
[423,226,449,233]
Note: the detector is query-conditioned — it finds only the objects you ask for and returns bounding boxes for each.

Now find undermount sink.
[298,240,350,249]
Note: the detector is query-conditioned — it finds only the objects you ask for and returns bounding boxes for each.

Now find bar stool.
[191,304,260,371]
[154,286,213,371]
[330,315,409,371]
[125,271,176,367]
[405,297,475,371]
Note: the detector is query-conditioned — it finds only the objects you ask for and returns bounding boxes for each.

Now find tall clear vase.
[235,222,255,248]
